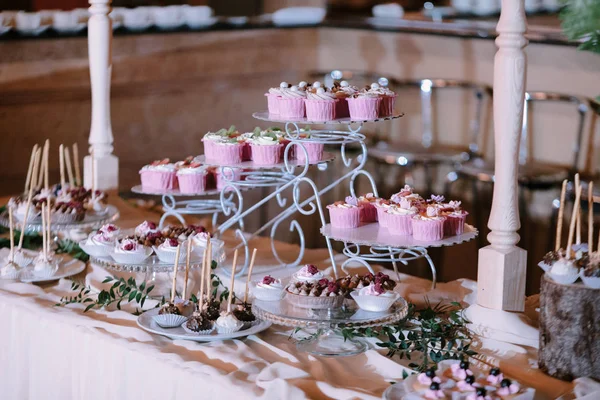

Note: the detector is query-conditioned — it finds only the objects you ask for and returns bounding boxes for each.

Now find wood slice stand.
[539,274,600,381]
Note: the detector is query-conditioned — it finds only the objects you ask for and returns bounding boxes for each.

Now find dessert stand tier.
[320,224,479,289]
[252,297,409,357]
[194,151,336,170]
[0,205,120,233]
[252,111,405,125]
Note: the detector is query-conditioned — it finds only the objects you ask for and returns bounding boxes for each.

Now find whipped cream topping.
[249,134,282,146]
[115,238,146,254]
[550,258,579,275]
[294,264,325,282]
[86,231,114,247]
[307,87,336,101]
[268,87,284,96]
[215,312,243,330]
[140,163,176,172]
[35,188,55,202]
[158,238,180,252]
[358,283,396,297]
[387,204,417,215]
[257,275,283,290]
[280,86,307,99]
[367,82,395,97]
[135,220,159,237]
[191,231,211,248]
[358,193,377,203]
[177,165,207,175]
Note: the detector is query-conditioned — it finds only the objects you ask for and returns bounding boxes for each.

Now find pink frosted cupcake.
[265,82,288,114]
[216,167,243,190]
[177,162,207,194]
[347,91,382,120]
[139,159,177,191]
[327,196,361,228]
[248,129,286,165]
[412,206,446,241]
[294,131,324,163]
[385,200,418,236]
[202,126,245,164]
[332,80,358,119]
[366,82,397,117]
[374,199,393,227]
[390,185,425,210]
[305,87,337,121]
[278,84,307,119]
[439,200,469,236]
[358,193,379,223]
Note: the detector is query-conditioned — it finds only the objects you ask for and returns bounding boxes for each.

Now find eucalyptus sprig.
[55,239,89,262]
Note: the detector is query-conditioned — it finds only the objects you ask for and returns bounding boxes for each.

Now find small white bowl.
[580,271,600,289]
[152,5,185,30]
[351,291,400,312]
[153,313,188,328]
[110,247,153,264]
[79,240,113,258]
[546,271,580,285]
[153,246,185,264]
[252,284,284,301]
[122,8,153,31]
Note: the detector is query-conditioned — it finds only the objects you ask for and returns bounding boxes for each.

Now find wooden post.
[84,0,119,192]
[477,0,528,312]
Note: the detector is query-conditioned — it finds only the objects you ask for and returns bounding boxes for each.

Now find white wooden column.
[477,0,528,311]
[84,0,119,191]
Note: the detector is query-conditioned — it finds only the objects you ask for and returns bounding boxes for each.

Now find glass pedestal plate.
[252,297,409,357]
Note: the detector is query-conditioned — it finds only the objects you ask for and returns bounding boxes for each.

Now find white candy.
[316,87,325,94]
[298,81,307,88]
[280,82,289,88]
[291,85,299,91]
[312,82,322,88]
[370,82,380,89]
[340,80,349,87]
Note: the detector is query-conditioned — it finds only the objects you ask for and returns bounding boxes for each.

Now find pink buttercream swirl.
[457,380,478,392]
[486,373,504,385]
[450,364,473,380]
[417,373,441,386]
[448,200,462,210]
[426,206,440,217]
[424,389,445,399]
[497,383,520,396]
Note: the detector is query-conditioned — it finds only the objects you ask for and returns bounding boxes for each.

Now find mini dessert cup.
[177,170,207,194]
[265,93,280,114]
[79,239,113,258]
[360,202,378,223]
[327,205,361,228]
[278,97,305,119]
[110,246,153,264]
[379,94,397,117]
[284,290,345,309]
[350,291,400,312]
[347,97,382,120]
[153,245,185,264]
[411,217,445,241]
[547,270,580,285]
[253,283,285,301]
[250,143,284,165]
[140,169,177,191]
[181,321,215,335]
[294,142,324,163]
[444,212,469,236]
[335,97,349,119]
[386,213,414,236]
[204,142,244,164]
[580,271,600,289]
[152,313,188,328]
[375,203,391,227]
[305,99,337,121]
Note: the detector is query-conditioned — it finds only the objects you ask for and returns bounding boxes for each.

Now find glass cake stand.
[252,297,409,357]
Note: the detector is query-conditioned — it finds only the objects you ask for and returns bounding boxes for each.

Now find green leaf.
[146,285,155,294]
[140,281,146,292]
[128,290,137,302]
[402,370,409,380]
[84,303,95,312]
[136,292,142,303]
[102,277,113,284]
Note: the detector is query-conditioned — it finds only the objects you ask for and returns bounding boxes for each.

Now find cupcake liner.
[295,142,324,163]
[177,172,207,194]
[153,313,188,328]
[580,271,600,289]
[411,217,445,241]
[444,213,468,237]
[253,285,285,301]
[328,206,361,228]
[347,97,381,120]
[12,251,33,268]
[110,247,153,264]
[351,291,400,312]
[375,204,389,227]
[335,97,349,118]
[241,319,261,330]
[204,142,244,164]
[547,271,580,285]
[379,95,397,117]
[265,93,280,114]
[285,291,345,309]
[140,170,177,191]
[32,265,58,279]
[386,213,414,236]
[360,202,378,223]
[305,99,337,121]
[538,261,552,273]
[153,246,185,264]
[181,322,215,335]
[278,97,306,119]
[79,240,113,258]
[0,265,21,280]
[250,143,284,165]
[216,323,244,334]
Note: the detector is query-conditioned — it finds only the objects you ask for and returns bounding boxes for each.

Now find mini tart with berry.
[285,279,347,309]
[110,238,152,264]
[51,201,86,223]
[413,367,442,390]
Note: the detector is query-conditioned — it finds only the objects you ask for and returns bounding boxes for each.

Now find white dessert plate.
[0,249,87,283]
[252,111,404,125]
[137,307,271,341]
[194,152,335,169]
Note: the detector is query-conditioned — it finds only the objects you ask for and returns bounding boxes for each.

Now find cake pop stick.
[37,140,49,191]
[566,184,583,259]
[59,144,66,189]
[8,208,14,263]
[589,182,594,249]
[244,248,258,304]
[64,147,75,187]
[227,249,239,313]
[199,247,208,310]
[18,149,41,250]
[41,203,47,259]
[170,245,181,303]
[576,174,581,245]
[73,143,81,186]
[46,200,51,256]
[206,237,212,297]
[182,239,192,301]
[555,179,567,252]
[24,144,38,193]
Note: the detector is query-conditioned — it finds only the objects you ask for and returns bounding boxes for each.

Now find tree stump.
[539,274,600,381]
